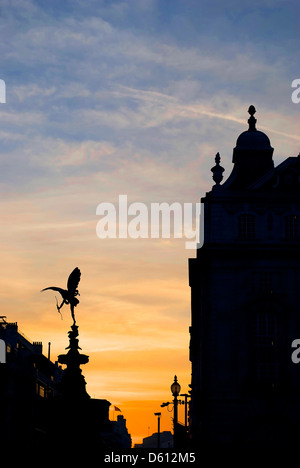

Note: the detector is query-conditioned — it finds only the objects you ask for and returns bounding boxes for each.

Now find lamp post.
[171,375,181,448]
[154,412,161,448]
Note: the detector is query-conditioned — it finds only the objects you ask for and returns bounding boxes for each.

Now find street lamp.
[171,375,181,448]
[154,412,161,448]
[171,375,181,397]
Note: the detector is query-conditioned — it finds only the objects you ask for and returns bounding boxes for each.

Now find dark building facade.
[134,430,173,448]
[0,317,63,447]
[189,107,300,448]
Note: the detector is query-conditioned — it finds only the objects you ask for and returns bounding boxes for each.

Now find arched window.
[285,215,300,240]
[238,214,255,240]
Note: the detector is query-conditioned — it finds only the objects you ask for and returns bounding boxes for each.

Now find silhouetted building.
[103,414,132,448]
[189,106,300,449]
[0,317,63,447]
[134,430,173,448]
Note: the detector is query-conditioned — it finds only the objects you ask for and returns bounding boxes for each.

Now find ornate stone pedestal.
[58,324,90,399]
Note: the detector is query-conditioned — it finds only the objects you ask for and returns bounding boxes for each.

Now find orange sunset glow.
[1,212,195,445]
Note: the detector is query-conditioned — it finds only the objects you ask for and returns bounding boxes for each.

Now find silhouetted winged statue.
[41,267,81,325]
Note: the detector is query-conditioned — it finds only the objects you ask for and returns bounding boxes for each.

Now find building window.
[256,312,279,388]
[259,272,273,294]
[267,214,273,232]
[36,382,46,398]
[252,271,279,295]
[285,215,300,240]
[238,214,255,240]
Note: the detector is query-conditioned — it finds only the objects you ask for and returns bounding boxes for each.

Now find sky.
[0,0,300,445]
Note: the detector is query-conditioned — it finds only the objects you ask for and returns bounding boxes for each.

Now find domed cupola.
[234,105,272,152]
[224,106,274,189]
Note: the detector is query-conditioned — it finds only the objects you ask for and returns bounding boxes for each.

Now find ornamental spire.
[248,105,257,131]
[211,152,225,185]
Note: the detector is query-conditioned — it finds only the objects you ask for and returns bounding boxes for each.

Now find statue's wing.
[41,287,65,297]
[67,267,81,295]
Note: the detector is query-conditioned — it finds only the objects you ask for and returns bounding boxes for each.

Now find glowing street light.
[171,375,181,448]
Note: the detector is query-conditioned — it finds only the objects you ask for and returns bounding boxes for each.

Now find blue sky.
[0,0,299,442]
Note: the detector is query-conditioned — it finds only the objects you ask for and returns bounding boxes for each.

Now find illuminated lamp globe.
[171,375,181,397]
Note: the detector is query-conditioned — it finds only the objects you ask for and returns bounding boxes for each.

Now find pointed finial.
[248,105,257,131]
[211,152,225,185]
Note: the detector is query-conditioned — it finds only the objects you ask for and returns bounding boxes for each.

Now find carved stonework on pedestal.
[58,323,90,399]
